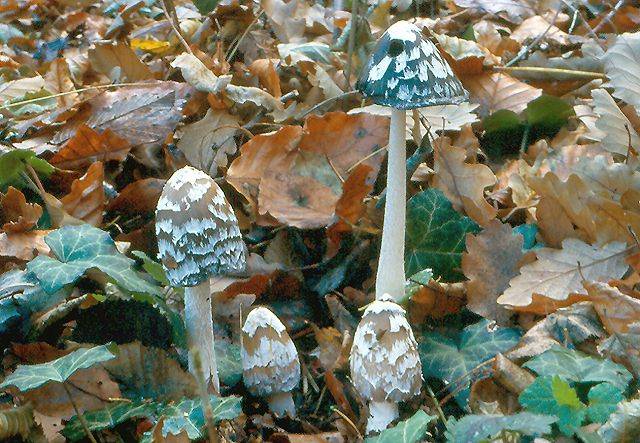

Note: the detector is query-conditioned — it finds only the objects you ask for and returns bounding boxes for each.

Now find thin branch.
[160,0,193,55]
[492,65,606,79]
[344,0,359,87]
[505,5,562,67]
[63,383,99,443]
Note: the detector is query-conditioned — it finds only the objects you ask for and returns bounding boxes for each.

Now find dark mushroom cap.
[356,21,468,110]
[155,166,246,287]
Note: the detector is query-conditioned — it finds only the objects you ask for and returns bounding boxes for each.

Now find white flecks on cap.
[155,166,247,288]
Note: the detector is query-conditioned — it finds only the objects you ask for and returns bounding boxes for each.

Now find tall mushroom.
[350,294,422,434]
[356,21,467,301]
[156,166,246,393]
[241,306,301,417]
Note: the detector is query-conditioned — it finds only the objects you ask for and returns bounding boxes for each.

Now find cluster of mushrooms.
[155,21,467,434]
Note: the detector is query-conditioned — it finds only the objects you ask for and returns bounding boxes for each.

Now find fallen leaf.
[107,178,166,215]
[44,58,76,108]
[461,72,541,115]
[511,16,583,46]
[0,231,50,262]
[60,162,105,226]
[603,31,640,112]
[583,281,640,335]
[497,238,629,310]
[591,88,640,156]
[462,220,525,323]
[50,125,131,170]
[453,0,533,23]
[327,164,373,246]
[0,186,42,232]
[89,41,154,82]
[432,137,497,226]
[248,59,282,98]
[170,53,230,94]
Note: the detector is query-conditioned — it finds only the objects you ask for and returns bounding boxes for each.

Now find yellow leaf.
[130,38,171,54]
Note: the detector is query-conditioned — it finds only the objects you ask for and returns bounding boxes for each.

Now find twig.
[344,0,359,87]
[326,156,345,183]
[225,10,264,62]
[426,384,447,425]
[505,5,562,67]
[331,406,362,439]
[297,90,359,119]
[1,82,158,111]
[492,65,606,79]
[63,383,99,443]
[592,0,625,34]
[160,0,193,55]
[347,144,387,172]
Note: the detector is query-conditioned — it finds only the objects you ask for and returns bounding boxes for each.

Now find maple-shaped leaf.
[497,238,628,310]
[432,137,497,226]
[60,162,105,226]
[603,31,640,112]
[405,189,480,282]
[0,344,116,392]
[418,319,521,406]
[26,224,160,295]
[591,88,640,156]
[462,220,524,323]
[445,412,556,443]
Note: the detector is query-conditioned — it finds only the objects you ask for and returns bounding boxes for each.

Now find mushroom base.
[185,281,220,394]
[267,391,296,418]
[367,400,399,434]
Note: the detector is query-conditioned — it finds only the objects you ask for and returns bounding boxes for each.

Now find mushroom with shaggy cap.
[156,165,246,393]
[356,21,467,301]
[350,294,422,434]
[241,306,301,417]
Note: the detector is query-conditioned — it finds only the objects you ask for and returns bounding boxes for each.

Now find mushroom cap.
[349,294,422,403]
[241,306,301,397]
[155,166,246,287]
[356,21,468,109]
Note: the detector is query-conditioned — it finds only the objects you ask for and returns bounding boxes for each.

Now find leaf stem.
[62,382,99,443]
[492,66,606,79]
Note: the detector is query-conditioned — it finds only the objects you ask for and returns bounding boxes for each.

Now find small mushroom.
[350,294,422,434]
[156,166,246,393]
[241,306,301,417]
[356,21,467,301]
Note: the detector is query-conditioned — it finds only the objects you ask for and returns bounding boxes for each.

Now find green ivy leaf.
[27,224,160,295]
[62,401,159,441]
[405,189,480,282]
[0,344,116,392]
[0,149,54,189]
[445,412,556,443]
[587,383,624,424]
[216,341,242,388]
[523,345,632,391]
[598,399,640,442]
[418,319,521,406]
[365,410,435,443]
[520,376,586,436]
[161,396,242,439]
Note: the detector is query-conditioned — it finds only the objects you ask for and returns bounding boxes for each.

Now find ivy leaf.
[418,319,521,406]
[519,376,586,436]
[445,412,556,443]
[598,399,640,442]
[160,396,242,439]
[62,401,159,441]
[216,341,242,388]
[365,410,435,443]
[405,189,480,282]
[523,345,632,391]
[27,224,160,295]
[0,149,55,189]
[0,344,116,392]
[587,383,624,424]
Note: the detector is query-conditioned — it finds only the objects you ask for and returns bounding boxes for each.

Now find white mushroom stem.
[184,280,220,395]
[375,108,407,301]
[367,400,399,434]
[267,392,296,418]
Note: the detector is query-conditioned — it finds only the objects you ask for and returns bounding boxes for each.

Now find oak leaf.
[603,31,640,112]
[432,137,497,226]
[591,88,640,156]
[0,186,42,232]
[583,281,640,335]
[60,162,105,226]
[497,238,629,310]
[460,72,541,115]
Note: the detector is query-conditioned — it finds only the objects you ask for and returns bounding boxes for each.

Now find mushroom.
[356,21,467,301]
[155,166,246,393]
[350,294,422,434]
[241,306,301,417]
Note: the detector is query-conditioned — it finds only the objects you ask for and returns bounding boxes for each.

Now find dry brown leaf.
[583,280,640,335]
[497,238,629,310]
[435,33,499,75]
[603,31,640,111]
[453,0,533,23]
[176,108,240,174]
[0,231,50,262]
[473,20,520,57]
[60,162,105,226]
[0,186,42,232]
[432,137,497,226]
[462,220,525,323]
[107,178,165,215]
[408,282,465,323]
[591,88,640,156]
[460,72,541,115]
[248,58,282,98]
[170,52,231,94]
[328,164,373,247]
[89,41,154,82]
[227,112,387,228]
[50,125,131,170]
[44,58,76,108]
[511,16,583,46]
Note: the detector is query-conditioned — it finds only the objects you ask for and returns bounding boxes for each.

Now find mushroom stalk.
[375,108,407,301]
[367,400,399,434]
[267,392,296,418]
[184,280,220,395]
